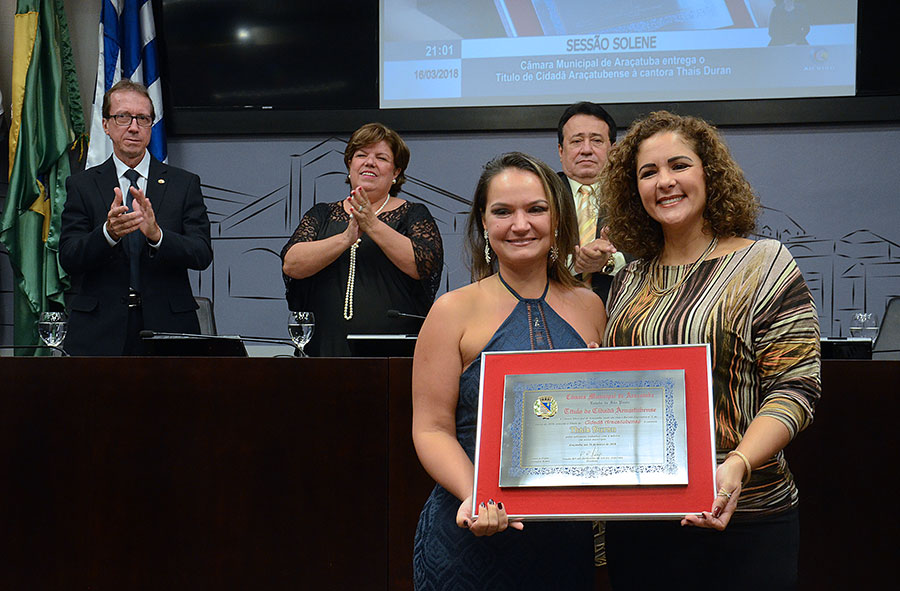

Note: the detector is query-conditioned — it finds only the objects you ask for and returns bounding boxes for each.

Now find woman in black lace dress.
[281,123,443,356]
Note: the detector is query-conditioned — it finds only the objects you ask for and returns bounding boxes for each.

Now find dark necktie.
[122,168,142,291]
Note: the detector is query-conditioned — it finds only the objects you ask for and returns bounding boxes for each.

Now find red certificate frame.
[473,344,716,520]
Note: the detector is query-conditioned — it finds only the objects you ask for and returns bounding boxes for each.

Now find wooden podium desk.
[1,358,896,590]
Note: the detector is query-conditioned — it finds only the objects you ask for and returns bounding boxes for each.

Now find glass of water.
[37,311,68,353]
[849,312,879,341]
[288,311,315,356]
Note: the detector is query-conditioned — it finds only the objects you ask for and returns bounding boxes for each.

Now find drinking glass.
[849,312,879,341]
[288,311,315,356]
[37,311,68,353]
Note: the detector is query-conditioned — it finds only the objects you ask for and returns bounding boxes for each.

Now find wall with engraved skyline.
[2,124,899,347]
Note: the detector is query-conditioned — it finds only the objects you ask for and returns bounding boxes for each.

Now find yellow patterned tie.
[576,184,597,284]
[576,184,597,247]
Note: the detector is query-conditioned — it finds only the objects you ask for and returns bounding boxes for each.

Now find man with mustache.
[557,101,627,303]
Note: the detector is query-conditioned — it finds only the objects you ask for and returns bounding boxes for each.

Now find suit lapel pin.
[157,178,165,184]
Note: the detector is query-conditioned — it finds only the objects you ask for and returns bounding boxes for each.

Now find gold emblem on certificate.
[499,369,690,487]
[533,395,558,419]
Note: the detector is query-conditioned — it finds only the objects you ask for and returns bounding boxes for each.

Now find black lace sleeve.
[405,202,444,301]
[280,202,331,263]
[280,202,334,309]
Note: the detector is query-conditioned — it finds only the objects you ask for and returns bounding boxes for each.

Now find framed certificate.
[473,344,715,520]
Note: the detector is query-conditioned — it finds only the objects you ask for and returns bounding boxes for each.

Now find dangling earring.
[549,228,559,263]
[483,228,491,264]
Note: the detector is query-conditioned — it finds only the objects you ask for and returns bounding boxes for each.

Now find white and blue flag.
[86,0,166,168]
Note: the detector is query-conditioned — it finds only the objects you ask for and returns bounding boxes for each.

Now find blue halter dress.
[413,278,594,590]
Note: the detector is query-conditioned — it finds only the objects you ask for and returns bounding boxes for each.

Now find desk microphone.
[140,330,209,340]
[139,330,294,346]
[386,309,426,321]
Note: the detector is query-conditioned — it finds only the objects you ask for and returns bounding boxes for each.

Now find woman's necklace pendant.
[648,236,718,297]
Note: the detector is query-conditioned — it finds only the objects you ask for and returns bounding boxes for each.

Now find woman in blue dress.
[412,152,607,590]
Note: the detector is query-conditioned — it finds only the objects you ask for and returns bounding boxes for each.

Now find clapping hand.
[129,185,161,243]
[573,226,617,274]
[348,186,385,233]
[106,187,143,241]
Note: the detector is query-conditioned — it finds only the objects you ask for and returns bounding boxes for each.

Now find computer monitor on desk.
[347,334,417,357]
[142,332,249,357]
[820,338,872,360]
[873,297,900,360]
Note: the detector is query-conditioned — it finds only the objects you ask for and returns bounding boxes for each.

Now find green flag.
[1,0,86,355]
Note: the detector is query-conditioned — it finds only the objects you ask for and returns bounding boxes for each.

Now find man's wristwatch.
[601,255,616,275]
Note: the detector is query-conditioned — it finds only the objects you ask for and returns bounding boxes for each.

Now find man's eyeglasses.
[108,113,154,128]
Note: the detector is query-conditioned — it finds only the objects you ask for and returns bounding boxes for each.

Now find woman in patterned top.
[599,111,820,590]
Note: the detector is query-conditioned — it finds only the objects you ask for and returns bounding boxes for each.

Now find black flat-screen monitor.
[346,334,417,357]
[156,1,898,133]
[142,334,249,357]
[820,338,871,360]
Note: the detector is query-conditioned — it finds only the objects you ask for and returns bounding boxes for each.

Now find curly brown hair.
[599,111,759,260]
[466,152,580,288]
[343,122,410,196]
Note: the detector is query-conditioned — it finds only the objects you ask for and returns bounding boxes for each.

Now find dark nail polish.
[463,520,469,528]
[480,502,486,508]
[713,507,721,518]
[497,502,504,510]
[488,499,495,505]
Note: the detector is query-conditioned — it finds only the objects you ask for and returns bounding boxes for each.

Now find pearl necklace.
[648,236,718,297]
[343,196,390,320]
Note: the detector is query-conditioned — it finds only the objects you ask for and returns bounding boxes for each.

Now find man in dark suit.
[557,101,627,303]
[60,80,212,355]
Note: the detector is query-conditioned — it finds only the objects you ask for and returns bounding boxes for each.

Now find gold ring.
[716,488,732,499]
